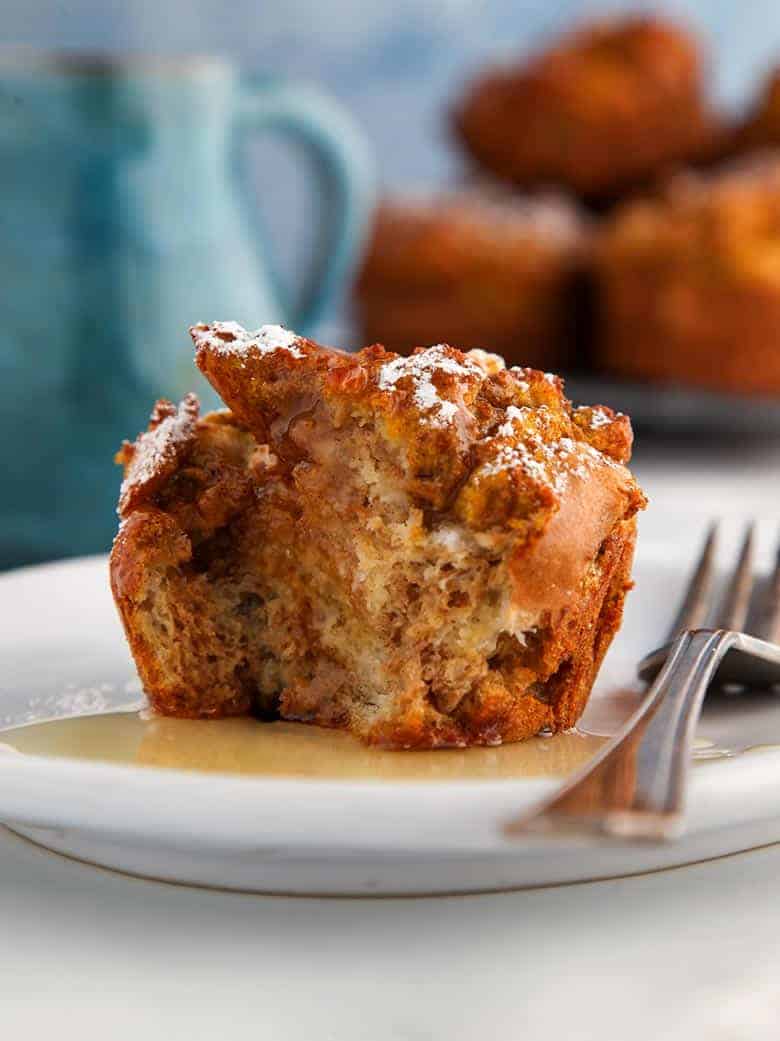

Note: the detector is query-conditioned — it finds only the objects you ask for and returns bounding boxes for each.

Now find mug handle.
[233,80,375,334]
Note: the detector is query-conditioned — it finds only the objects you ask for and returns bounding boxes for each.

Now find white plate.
[1,541,780,895]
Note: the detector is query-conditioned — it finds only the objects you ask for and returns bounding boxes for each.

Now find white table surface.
[1,823,779,1040]
[2,439,779,1040]
[633,432,780,524]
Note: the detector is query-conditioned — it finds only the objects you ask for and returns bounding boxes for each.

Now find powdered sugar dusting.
[481,431,611,495]
[119,395,199,513]
[588,406,618,429]
[54,683,116,716]
[482,442,551,484]
[378,344,482,427]
[508,367,531,394]
[0,679,147,731]
[191,321,305,360]
[496,405,529,437]
[122,412,184,491]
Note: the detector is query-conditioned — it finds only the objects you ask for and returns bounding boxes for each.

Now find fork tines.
[665,521,718,641]
[669,522,780,643]
[756,534,780,645]
[713,524,755,633]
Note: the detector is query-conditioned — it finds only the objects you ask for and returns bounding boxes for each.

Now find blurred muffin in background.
[737,67,780,152]
[452,15,722,206]
[594,155,780,396]
[353,189,588,370]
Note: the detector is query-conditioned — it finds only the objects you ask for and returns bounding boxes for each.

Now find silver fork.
[505,523,780,842]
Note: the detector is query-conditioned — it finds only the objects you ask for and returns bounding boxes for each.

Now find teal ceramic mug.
[0,50,374,568]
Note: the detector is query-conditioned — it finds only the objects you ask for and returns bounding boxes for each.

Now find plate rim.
[1,549,780,860]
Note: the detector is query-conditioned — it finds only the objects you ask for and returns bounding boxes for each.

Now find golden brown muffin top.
[453,14,717,200]
[190,323,644,538]
[356,190,585,291]
[546,16,700,109]
[468,15,703,126]
[597,154,780,286]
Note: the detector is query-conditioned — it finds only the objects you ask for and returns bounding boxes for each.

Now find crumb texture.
[111,326,645,748]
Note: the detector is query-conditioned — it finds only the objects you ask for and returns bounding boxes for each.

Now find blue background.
[6,0,780,192]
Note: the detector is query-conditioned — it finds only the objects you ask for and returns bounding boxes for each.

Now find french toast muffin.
[595,156,780,396]
[453,15,720,204]
[353,190,588,370]
[111,323,645,748]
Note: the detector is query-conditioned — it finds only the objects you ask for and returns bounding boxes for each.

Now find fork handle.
[505,629,734,842]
